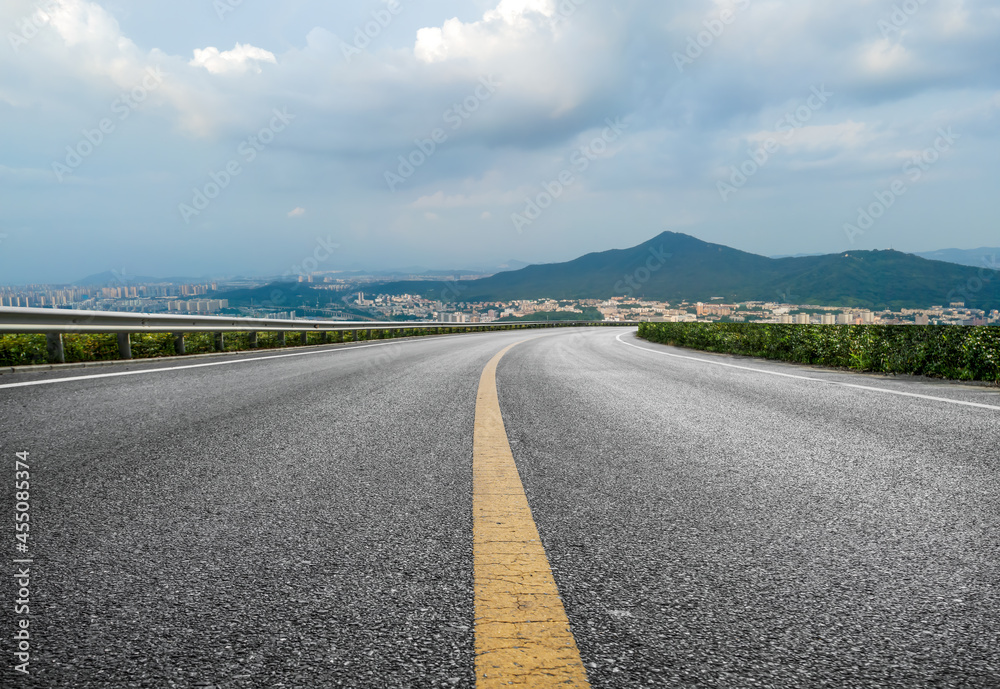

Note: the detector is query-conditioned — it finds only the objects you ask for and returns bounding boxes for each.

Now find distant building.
[167,299,228,314]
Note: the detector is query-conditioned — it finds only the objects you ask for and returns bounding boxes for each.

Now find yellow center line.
[473,341,591,688]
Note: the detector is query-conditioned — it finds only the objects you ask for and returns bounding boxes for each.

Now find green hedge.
[637,323,1000,383]
[0,329,391,366]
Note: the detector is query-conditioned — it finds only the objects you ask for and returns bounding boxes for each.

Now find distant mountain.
[375,260,530,276]
[375,267,479,277]
[73,271,205,286]
[912,248,1000,270]
[494,259,531,273]
[372,232,1000,310]
[74,271,158,287]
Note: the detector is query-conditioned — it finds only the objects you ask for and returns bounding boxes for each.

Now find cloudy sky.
[1,0,998,283]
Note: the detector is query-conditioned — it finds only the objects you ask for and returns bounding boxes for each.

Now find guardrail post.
[278,332,286,346]
[300,332,308,345]
[45,333,65,364]
[321,331,329,344]
[174,333,185,355]
[214,332,224,351]
[117,333,132,360]
[249,332,258,349]
[352,330,358,342]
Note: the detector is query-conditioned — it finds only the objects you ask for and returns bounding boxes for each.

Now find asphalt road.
[1,328,998,687]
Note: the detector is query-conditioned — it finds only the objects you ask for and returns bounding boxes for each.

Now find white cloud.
[409,0,614,119]
[47,0,123,49]
[414,0,557,64]
[748,121,874,153]
[411,187,528,210]
[860,39,912,75]
[412,191,476,209]
[3,0,1000,283]
[189,43,277,75]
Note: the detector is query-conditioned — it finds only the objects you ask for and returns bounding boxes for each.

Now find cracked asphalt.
[1,328,998,687]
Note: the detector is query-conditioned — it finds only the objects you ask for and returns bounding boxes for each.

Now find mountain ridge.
[912,247,1000,269]
[372,231,1000,310]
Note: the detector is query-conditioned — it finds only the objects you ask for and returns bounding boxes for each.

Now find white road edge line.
[0,337,438,390]
[616,331,1000,413]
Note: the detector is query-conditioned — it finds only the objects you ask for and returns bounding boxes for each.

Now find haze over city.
[2,0,999,285]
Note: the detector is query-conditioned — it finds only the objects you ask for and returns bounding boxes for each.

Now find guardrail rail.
[0,307,637,365]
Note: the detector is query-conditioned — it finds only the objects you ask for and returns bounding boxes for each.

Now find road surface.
[2,328,998,687]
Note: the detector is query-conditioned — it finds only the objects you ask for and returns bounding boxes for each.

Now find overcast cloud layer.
[1,0,998,283]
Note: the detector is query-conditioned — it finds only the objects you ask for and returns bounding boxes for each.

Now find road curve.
[1,328,998,687]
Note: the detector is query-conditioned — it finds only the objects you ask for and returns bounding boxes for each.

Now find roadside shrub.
[637,323,1000,383]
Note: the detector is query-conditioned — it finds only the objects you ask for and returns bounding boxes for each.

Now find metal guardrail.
[0,307,636,365]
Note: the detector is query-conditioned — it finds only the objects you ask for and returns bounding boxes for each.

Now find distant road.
[2,329,998,687]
